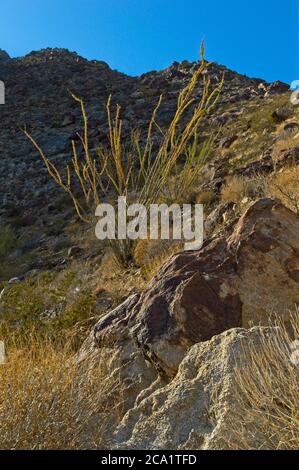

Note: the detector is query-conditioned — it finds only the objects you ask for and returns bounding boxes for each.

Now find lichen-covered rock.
[113,327,277,450]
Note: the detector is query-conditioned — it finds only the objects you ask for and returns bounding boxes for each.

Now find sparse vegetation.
[226,311,299,450]
[213,93,295,172]
[268,166,299,214]
[24,46,223,265]
[220,175,248,204]
[0,336,123,449]
[0,272,96,346]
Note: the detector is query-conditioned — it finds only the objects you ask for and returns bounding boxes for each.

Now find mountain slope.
[0,47,293,284]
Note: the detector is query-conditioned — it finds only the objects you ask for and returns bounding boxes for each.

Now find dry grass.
[272,130,299,165]
[268,166,299,214]
[226,311,299,450]
[219,165,299,216]
[95,251,147,296]
[195,189,214,205]
[220,175,248,204]
[0,335,122,449]
[220,173,272,208]
[133,238,182,279]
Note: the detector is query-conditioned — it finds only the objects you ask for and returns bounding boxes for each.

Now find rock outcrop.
[76,198,299,445]
[113,326,277,450]
[89,198,299,379]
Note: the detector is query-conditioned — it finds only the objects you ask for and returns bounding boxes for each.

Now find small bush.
[0,272,96,346]
[195,189,214,205]
[220,176,248,204]
[269,166,299,214]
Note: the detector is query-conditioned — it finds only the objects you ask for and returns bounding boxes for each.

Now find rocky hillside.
[0,47,299,450]
[0,47,293,280]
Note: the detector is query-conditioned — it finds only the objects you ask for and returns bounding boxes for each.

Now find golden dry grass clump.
[220,175,248,204]
[227,311,299,450]
[220,165,299,216]
[269,166,299,214]
[0,336,122,449]
[0,314,298,450]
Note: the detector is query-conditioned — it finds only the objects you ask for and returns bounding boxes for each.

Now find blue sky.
[0,0,298,83]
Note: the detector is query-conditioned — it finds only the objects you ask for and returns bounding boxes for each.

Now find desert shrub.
[0,279,47,341]
[220,173,268,206]
[220,168,299,213]
[220,175,248,204]
[268,166,299,214]
[25,46,222,265]
[226,311,299,450]
[195,189,214,205]
[0,336,122,449]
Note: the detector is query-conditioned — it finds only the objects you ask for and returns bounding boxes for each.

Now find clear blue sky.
[0,0,298,83]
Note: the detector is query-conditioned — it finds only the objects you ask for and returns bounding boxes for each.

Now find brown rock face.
[79,295,158,413]
[91,199,299,378]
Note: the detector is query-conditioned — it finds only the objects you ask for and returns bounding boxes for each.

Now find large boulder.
[90,199,299,379]
[113,326,277,450]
